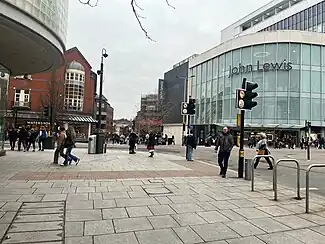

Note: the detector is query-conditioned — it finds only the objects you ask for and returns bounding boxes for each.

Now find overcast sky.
[66,0,270,119]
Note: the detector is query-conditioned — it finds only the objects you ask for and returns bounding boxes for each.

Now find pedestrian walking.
[17,126,28,152]
[147,132,155,157]
[38,126,47,151]
[254,132,273,170]
[215,127,234,178]
[185,130,197,161]
[61,126,80,166]
[8,127,17,150]
[128,130,137,154]
[53,127,66,164]
[26,128,38,152]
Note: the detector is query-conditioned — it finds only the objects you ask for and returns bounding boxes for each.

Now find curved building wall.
[4,0,68,44]
[189,31,325,129]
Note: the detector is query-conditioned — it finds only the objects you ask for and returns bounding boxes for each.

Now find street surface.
[101,144,325,198]
[0,147,325,243]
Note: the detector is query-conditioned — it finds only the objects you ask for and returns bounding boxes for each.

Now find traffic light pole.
[307,125,311,161]
[238,78,247,178]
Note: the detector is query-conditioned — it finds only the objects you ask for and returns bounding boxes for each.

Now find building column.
[321,127,325,138]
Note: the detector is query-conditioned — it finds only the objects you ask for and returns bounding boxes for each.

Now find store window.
[207,60,213,81]
[241,46,252,64]
[277,70,289,92]
[302,44,311,65]
[311,45,321,66]
[311,98,321,121]
[290,43,301,64]
[276,97,288,122]
[300,97,311,120]
[289,97,300,120]
[311,71,321,93]
[265,44,277,63]
[290,70,300,92]
[252,45,264,64]
[278,44,289,63]
[301,70,311,93]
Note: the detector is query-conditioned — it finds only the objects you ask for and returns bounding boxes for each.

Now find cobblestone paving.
[0,149,325,243]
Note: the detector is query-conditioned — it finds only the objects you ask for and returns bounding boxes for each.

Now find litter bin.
[245,158,252,180]
[43,137,54,150]
[88,135,96,154]
[94,131,105,154]
[103,143,107,153]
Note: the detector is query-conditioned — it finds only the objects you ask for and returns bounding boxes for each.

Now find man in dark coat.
[215,127,234,178]
[8,127,18,151]
[128,131,138,154]
[26,128,38,152]
[17,126,28,152]
[147,132,155,157]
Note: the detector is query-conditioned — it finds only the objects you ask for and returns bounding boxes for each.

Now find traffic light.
[181,102,188,115]
[44,106,49,117]
[235,82,258,110]
[188,98,196,115]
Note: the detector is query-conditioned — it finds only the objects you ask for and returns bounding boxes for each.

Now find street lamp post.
[97,48,108,129]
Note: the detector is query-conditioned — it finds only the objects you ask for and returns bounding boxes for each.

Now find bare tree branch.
[78,0,175,41]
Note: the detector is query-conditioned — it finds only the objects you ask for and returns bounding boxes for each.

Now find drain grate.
[143,186,173,195]
[2,201,65,244]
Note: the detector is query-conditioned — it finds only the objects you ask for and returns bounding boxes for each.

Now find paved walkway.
[0,149,324,243]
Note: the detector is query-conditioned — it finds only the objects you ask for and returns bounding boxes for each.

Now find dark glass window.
[292,14,296,24]
[297,12,300,23]
[318,13,322,24]
[277,22,281,30]
[301,11,304,21]
[288,16,292,27]
[305,9,308,20]
[273,24,277,31]
[308,7,312,17]
[284,18,288,28]
[296,22,300,30]
[318,3,322,13]
[292,24,296,30]
[312,5,317,15]
[308,18,313,29]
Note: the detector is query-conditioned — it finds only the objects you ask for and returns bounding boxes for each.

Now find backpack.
[64,127,76,148]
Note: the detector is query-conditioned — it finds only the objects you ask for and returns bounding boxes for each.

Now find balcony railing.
[12,101,31,109]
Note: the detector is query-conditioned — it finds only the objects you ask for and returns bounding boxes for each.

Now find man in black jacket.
[26,128,38,152]
[8,127,17,151]
[215,127,234,178]
[128,131,137,154]
[17,126,28,152]
[186,131,197,161]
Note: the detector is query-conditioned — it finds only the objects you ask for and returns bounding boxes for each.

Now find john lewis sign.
[228,59,292,77]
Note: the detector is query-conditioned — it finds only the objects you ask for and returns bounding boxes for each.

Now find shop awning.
[63,115,97,123]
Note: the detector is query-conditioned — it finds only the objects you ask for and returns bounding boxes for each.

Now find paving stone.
[3,230,62,243]
[94,199,116,209]
[233,208,271,219]
[168,195,197,203]
[15,213,63,222]
[148,215,179,229]
[312,225,325,235]
[228,199,258,208]
[286,229,325,244]
[257,206,294,217]
[225,220,265,237]
[84,220,114,235]
[113,217,153,233]
[66,210,102,221]
[221,209,246,221]
[32,182,53,188]
[62,187,77,193]
[197,211,229,223]
[298,213,325,225]
[89,193,103,200]
[170,203,204,214]
[23,201,64,208]
[0,224,10,238]
[172,213,207,226]
[249,217,291,233]
[18,194,44,202]
[205,241,228,244]
[35,188,63,194]
[196,201,218,211]
[94,232,138,244]
[102,192,129,199]
[211,201,238,210]
[42,194,67,201]
[226,236,267,244]
[173,226,204,244]
[136,228,182,244]
[95,186,108,192]
[274,215,317,229]
[148,205,176,215]
[65,222,84,237]
[1,202,22,211]
[191,223,240,242]
[66,200,93,210]
[102,208,128,219]
[126,206,153,217]
[20,207,63,215]
[280,204,305,214]
[155,196,173,205]
[76,187,96,193]
[128,191,148,198]
[257,232,305,244]
[9,221,62,232]
[116,197,158,207]
[0,212,17,223]
[66,236,93,244]
[67,193,89,201]
[5,182,34,188]
[53,182,72,188]
[0,195,21,201]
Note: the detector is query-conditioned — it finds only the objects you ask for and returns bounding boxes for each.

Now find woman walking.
[254,132,273,170]
[147,132,155,157]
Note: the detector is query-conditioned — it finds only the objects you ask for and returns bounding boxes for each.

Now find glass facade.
[261,1,325,34]
[190,42,325,128]
[0,75,9,151]
[4,0,68,43]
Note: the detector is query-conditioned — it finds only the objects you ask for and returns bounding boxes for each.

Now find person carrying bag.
[254,132,273,170]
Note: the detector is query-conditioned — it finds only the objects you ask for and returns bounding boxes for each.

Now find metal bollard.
[306,164,325,213]
[251,155,275,192]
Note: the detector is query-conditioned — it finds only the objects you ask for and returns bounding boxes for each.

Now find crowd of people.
[6,125,80,167]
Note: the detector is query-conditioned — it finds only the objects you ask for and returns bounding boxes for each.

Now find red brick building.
[6,47,98,140]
